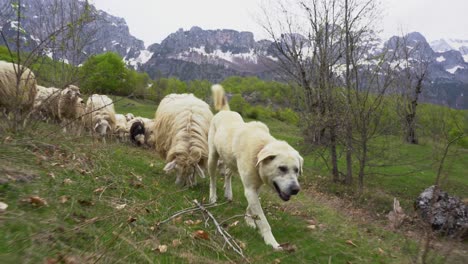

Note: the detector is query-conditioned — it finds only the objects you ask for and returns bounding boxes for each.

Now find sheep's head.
[163,159,205,187]
[125,113,135,122]
[94,119,111,137]
[64,85,81,101]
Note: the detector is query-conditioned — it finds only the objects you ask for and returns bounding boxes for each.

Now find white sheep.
[150,93,213,187]
[0,61,37,121]
[33,85,60,121]
[32,85,84,134]
[125,113,135,122]
[114,113,129,141]
[84,94,116,142]
[54,85,85,134]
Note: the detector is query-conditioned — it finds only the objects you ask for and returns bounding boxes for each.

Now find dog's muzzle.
[273,182,300,201]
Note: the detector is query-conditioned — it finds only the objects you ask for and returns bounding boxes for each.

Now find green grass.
[0,97,466,263]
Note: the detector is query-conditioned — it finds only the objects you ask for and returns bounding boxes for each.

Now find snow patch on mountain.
[127,50,153,69]
[464,55,468,63]
[175,46,260,64]
[446,65,464,74]
[436,56,446,62]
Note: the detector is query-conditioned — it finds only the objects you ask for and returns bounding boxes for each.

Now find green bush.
[275,108,299,125]
[229,94,249,115]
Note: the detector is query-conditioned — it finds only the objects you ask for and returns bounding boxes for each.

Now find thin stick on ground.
[192,199,246,259]
[158,201,227,225]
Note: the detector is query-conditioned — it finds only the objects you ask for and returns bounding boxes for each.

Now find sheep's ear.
[256,146,276,167]
[163,160,177,173]
[195,164,205,178]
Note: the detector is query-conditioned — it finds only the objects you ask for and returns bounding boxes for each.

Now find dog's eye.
[278,166,288,173]
[294,167,299,173]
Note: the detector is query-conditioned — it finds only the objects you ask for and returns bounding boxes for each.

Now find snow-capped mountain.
[431,39,468,63]
[141,27,278,82]
[0,0,466,108]
[0,0,148,67]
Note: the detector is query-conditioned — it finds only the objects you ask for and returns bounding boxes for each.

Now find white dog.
[207,86,303,250]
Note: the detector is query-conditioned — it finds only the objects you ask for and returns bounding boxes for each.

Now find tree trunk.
[405,74,424,144]
[344,0,353,185]
[345,128,353,185]
[330,127,339,182]
[405,112,418,144]
[358,138,367,192]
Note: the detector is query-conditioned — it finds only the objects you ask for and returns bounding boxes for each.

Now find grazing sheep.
[129,117,153,146]
[56,85,85,134]
[125,113,135,122]
[33,85,60,121]
[151,93,213,187]
[0,61,37,119]
[32,84,84,134]
[114,114,129,141]
[84,94,116,142]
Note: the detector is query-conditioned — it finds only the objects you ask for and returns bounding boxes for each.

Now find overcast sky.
[91,0,468,47]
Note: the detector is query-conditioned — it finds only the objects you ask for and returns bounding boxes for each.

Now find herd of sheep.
[0,61,224,188]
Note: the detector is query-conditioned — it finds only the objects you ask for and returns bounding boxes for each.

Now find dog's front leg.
[244,187,280,249]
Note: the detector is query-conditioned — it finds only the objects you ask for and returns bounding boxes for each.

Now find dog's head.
[256,141,303,201]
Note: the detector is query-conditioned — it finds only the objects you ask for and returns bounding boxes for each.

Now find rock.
[415,186,467,238]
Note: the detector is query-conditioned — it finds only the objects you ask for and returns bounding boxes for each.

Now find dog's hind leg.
[208,148,219,204]
[223,168,233,201]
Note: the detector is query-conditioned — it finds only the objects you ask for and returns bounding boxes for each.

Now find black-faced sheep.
[129,117,153,146]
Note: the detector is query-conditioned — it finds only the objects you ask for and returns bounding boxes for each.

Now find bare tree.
[260,0,345,182]
[0,0,95,131]
[394,33,430,144]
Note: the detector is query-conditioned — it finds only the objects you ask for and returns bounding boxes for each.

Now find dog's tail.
[211,84,230,111]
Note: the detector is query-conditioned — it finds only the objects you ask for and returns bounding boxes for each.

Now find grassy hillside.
[0,97,466,263]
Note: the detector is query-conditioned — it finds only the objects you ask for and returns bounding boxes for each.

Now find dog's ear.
[256,146,277,167]
[163,160,177,173]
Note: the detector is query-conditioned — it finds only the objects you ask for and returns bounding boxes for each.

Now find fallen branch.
[193,199,245,259]
[159,201,227,225]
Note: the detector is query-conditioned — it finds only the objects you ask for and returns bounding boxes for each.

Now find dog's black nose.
[290,185,300,195]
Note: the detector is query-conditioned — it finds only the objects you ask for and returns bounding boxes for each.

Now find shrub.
[276,108,299,125]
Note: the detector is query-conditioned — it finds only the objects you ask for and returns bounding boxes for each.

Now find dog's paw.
[209,196,217,204]
[272,244,283,251]
[224,193,233,201]
[245,216,256,229]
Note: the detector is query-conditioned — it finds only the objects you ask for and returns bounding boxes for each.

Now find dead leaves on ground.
[172,239,182,247]
[345,240,358,247]
[22,195,48,207]
[193,230,210,240]
[184,219,202,226]
[279,242,297,253]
